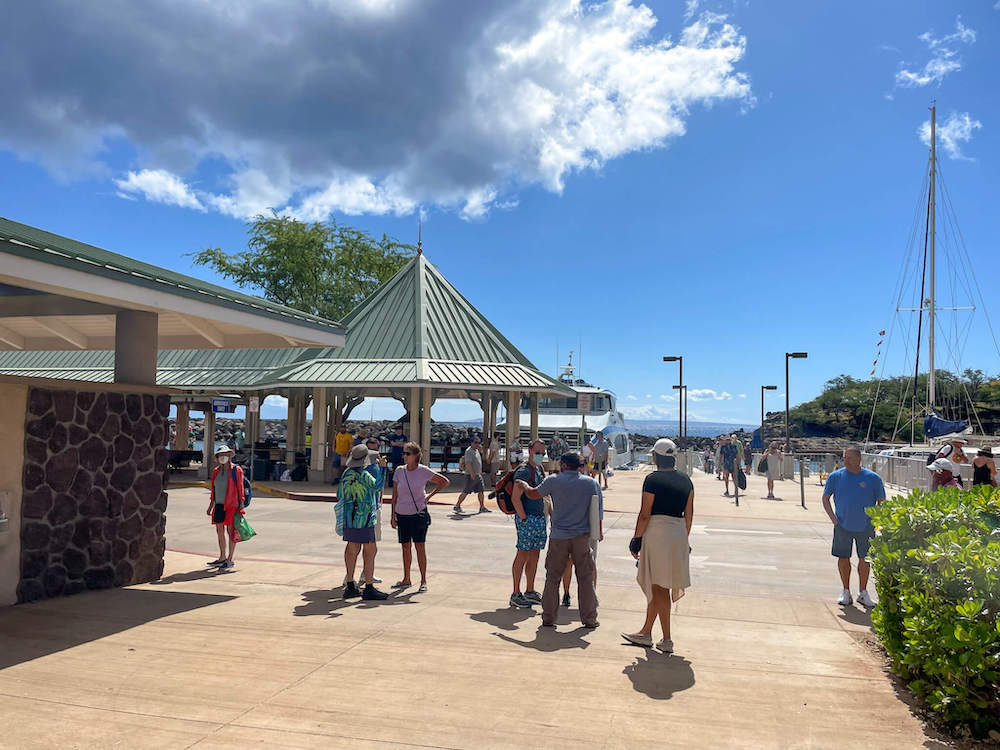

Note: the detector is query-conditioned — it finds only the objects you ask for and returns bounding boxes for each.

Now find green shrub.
[868,486,1000,737]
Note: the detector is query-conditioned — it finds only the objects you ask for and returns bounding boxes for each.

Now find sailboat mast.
[928,105,937,408]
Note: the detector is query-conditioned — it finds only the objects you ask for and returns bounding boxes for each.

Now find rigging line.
[938,166,1000,361]
[866,314,905,444]
[888,167,931,321]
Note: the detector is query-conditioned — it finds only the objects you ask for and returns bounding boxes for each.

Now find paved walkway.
[0,468,942,748]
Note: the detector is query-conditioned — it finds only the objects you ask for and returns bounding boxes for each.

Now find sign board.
[576,393,592,414]
[248,396,260,414]
[211,398,233,414]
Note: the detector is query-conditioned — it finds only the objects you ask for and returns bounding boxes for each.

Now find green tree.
[191,212,414,320]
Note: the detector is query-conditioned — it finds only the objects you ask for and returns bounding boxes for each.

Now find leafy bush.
[868,485,1000,737]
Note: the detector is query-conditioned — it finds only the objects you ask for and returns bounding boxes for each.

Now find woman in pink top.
[390,442,449,592]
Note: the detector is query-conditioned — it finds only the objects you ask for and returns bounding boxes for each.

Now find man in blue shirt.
[822,447,885,608]
[518,452,603,629]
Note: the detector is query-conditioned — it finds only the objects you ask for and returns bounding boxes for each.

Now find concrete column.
[507,390,521,453]
[481,392,491,439]
[421,388,433,460]
[200,409,215,479]
[309,387,328,482]
[529,393,539,443]
[285,392,299,466]
[409,387,421,448]
[114,310,158,386]
[173,404,189,450]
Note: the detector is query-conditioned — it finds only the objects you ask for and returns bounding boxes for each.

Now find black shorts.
[832,524,875,559]
[396,512,429,544]
[212,505,227,524]
[595,460,607,472]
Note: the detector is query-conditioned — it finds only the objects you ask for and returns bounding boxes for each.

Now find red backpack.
[491,464,540,514]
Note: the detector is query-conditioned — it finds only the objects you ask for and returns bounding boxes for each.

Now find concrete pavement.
[0,467,942,748]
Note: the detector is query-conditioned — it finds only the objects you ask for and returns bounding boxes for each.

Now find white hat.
[928,457,955,473]
[214,444,233,455]
[652,438,677,456]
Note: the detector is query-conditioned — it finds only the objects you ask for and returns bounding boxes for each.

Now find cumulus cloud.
[264,395,288,409]
[894,17,975,88]
[919,111,983,161]
[738,393,746,398]
[0,1,752,221]
[626,394,638,400]
[688,388,731,401]
[619,404,676,420]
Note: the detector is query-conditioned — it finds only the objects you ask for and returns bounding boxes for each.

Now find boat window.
[593,396,607,411]
[538,397,577,410]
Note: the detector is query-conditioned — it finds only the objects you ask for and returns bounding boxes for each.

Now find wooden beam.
[0,323,25,349]
[0,294,119,316]
[34,318,89,349]
[177,313,225,348]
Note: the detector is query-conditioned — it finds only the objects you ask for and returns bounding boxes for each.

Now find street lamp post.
[761,385,777,442]
[663,356,682,439]
[672,384,688,438]
[784,353,808,452]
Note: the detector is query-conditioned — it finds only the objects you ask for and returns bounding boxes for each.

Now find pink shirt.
[394,464,435,514]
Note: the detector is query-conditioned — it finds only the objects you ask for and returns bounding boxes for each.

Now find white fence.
[861,452,975,492]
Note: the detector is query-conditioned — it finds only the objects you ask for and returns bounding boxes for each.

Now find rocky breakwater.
[181,418,484,447]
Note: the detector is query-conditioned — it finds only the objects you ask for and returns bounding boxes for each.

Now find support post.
[530,393,539,443]
[173,404,189,450]
[309,387,328,482]
[421,387,433,461]
[507,391,521,457]
[482,392,491,439]
[409,387,421,448]
[200,409,215,479]
[114,310,158,386]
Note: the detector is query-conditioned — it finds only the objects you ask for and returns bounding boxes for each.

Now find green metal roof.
[0,217,344,337]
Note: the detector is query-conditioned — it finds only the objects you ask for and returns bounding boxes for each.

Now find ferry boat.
[502,353,635,468]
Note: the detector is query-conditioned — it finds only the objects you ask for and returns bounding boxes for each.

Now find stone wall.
[19,388,170,602]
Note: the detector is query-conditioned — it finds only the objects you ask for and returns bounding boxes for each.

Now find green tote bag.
[235,514,257,542]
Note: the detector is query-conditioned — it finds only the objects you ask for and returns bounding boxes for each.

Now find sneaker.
[218,561,235,572]
[417,582,428,593]
[343,581,363,599]
[509,593,533,608]
[206,558,225,567]
[583,621,599,629]
[392,580,412,588]
[621,632,652,647]
[856,590,875,608]
[562,592,571,607]
[453,504,463,513]
[837,589,853,606]
[362,584,389,601]
[479,506,492,513]
[524,590,542,604]
[371,576,383,584]
[655,638,674,653]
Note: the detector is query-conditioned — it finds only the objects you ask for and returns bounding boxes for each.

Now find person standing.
[971,446,997,487]
[204,445,245,571]
[391,442,449,592]
[508,440,548,608]
[932,439,969,489]
[509,437,524,468]
[592,431,610,489]
[340,445,389,601]
[486,432,501,488]
[549,433,569,466]
[821,447,885,608]
[454,436,488,513]
[928,457,961,490]
[516,452,601,629]
[389,424,407,486]
[719,436,738,496]
[335,425,353,470]
[622,438,693,653]
[441,437,453,473]
[763,442,783,499]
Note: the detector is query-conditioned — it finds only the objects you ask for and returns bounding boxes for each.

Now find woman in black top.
[622,439,694,654]
[972,447,997,487]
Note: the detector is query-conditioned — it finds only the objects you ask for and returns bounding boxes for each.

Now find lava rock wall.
[19,387,170,602]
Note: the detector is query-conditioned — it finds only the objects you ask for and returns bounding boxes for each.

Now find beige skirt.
[637,516,690,603]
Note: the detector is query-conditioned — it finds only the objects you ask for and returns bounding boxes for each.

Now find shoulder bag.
[402,468,432,528]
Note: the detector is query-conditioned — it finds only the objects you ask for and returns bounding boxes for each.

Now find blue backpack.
[232,465,253,507]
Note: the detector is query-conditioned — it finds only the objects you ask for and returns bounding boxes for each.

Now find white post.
[309,387,327,482]
[200,409,215,479]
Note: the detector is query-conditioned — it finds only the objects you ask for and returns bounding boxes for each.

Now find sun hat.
[927,457,955,473]
[952,438,968,445]
[214,444,233,455]
[978,446,993,456]
[652,438,677,456]
[346,443,369,468]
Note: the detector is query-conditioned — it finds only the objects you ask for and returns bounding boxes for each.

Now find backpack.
[232,465,253,507]
[493,464,539,515]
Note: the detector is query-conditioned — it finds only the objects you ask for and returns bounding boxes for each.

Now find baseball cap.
[652,438,676,456]
[214,444,233,455]
[927,457,955,473]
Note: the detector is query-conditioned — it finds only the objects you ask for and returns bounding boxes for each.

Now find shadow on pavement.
[623,652,695,700]
[0,588,235,671]
[493,625,592,652]
[293,587,418,618]
[837,605,873,629]
[468,606,538,631]
[150,567,231,585]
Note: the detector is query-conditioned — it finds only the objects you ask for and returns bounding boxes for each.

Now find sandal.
[393,580,412,588]
[417,583,428,593]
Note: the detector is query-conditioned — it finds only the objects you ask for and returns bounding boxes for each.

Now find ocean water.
[624,420,759,438]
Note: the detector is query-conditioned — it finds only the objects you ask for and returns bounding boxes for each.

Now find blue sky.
[2,1,998,425]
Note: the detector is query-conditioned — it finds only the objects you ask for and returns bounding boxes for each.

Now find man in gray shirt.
[454,436,488,514]
[517,452,602,628]
[592,431,610,489]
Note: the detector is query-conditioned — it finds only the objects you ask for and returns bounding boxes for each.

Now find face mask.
[218,455,230,464]
[532,452,545,464]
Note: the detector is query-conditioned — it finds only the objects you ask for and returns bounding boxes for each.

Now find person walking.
[390,442,449,593]
[441,437,453,473]
[622,438,693,653]
[928,457,961,490]
[205,445,246,571]
[592,431,610,489]
[340,444,389,601]
[714,440,722,480]
[971,446,997,487]
[508,440,547,607]
[549,433,569,466]
[763,441,783,499]
[821,447,885,608]
[486,432,502,488]
[454,436,488,513]
[719,436,738,496]
[388,424,407,486]
[516,452,601,629]
[932,439,969,489]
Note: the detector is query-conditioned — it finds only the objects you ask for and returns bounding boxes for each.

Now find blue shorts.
[832,523,875,559]
[515,515,547,551]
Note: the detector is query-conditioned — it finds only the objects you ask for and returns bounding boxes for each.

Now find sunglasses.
[403,451,416,455]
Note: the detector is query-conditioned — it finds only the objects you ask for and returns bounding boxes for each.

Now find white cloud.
[625,394,638,400]
[658,394,677,401]
[684,0,699,20]
[114,169,204,211]
[894,17,975,88]
[688,388,732,401]
[919,111,983,161]
[1,2,752,221]
[619,404,676,420]
[644,394,653,399]
[264,395,288,409]
[738,393,746,398]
